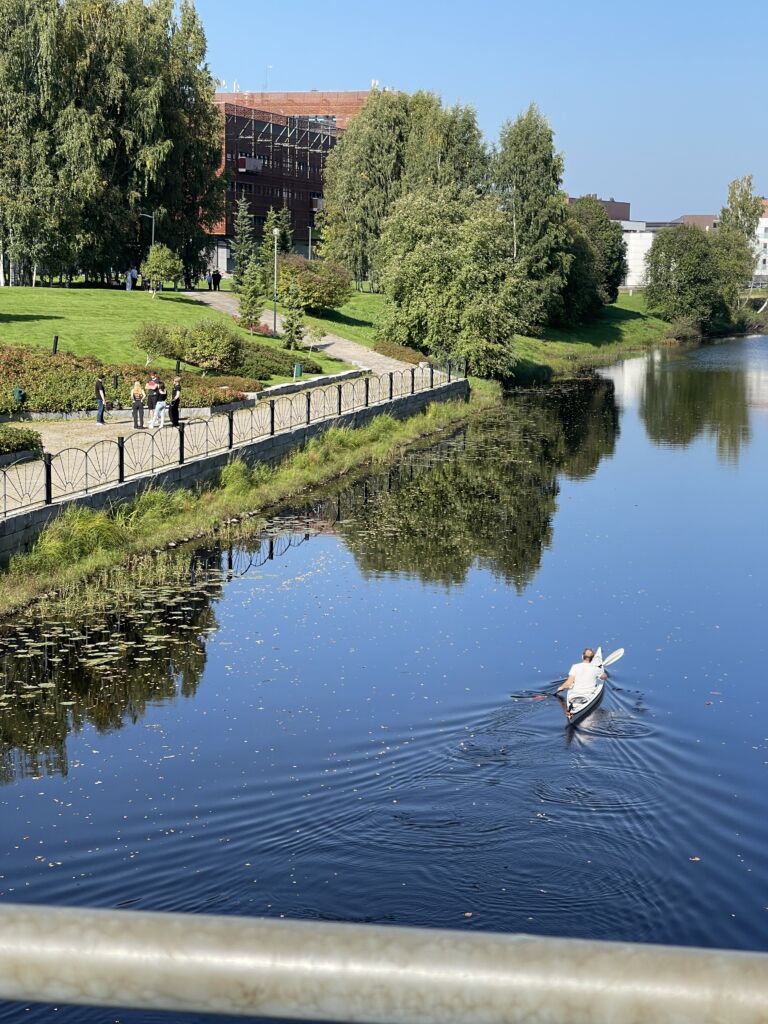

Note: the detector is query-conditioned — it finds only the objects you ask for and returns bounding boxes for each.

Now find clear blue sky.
[195,0,766,221]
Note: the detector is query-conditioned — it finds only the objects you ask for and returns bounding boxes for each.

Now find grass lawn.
[0,286,352,380]
[513,293,671,381]
[299,290,385,348]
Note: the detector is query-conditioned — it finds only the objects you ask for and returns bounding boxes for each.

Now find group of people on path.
[205,269,222,291]
[94,373,181,429]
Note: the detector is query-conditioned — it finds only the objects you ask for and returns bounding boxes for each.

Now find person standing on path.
[95,376,107,424]
[125,269,132,292]
[212,270,221,292]
[150,377,168,428]
[146,372,159,421]
[131,380,146,429]
[169,376,181,427]
[206,270,213,291]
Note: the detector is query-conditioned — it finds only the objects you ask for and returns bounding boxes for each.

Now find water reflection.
[335,379,619,589]
[607,335,768,464]
[0,379,620,783]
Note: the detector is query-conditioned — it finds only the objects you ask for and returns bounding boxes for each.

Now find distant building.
[754,198,768,284]
[211,91,369,272]
[568,195,631,221]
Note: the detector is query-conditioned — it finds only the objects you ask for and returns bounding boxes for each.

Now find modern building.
[211,91,369,272]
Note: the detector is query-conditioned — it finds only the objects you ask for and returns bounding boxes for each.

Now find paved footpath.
[191,289,410,376]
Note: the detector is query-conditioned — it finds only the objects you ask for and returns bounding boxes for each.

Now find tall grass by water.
[4,393,495,616]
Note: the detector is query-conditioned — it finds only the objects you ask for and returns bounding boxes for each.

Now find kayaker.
[557,648,607,716]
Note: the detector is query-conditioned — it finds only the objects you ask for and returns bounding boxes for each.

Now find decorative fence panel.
[0,361,465,518]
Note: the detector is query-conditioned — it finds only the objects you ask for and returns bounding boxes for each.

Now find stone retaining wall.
[0,380,468,561]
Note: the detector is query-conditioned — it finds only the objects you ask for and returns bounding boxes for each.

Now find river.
[1,337,767,1022]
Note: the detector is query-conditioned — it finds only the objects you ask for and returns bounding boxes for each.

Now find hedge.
[372,339,424,364]
[0,425,43,457]
[0,346,261,414]
[236,341,322,380]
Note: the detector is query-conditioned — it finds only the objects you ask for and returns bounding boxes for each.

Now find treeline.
[645,175,766,337]
[0,0,223,286]
[320,91,628,377]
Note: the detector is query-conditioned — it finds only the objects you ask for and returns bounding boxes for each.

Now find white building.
[753,198,768,283]
[620,220,654,290]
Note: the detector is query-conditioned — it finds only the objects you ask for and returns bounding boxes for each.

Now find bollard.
[43,453,53,505]
[51,335,59,355]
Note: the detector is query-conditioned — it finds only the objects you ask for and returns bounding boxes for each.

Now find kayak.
[566,646,604,724]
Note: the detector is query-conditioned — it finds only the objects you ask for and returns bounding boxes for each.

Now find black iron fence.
[0,363,465,518]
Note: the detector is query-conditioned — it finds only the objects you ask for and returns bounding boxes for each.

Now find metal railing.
[0,362,465,518]
[0,903,765,1021]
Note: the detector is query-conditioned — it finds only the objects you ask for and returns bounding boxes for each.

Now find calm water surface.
[1,338,767,1022]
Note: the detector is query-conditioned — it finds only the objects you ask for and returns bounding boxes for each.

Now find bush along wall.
[0,425,43,457]
[0,346,262,415]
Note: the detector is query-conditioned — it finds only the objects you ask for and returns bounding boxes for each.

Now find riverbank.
[0,386,501,617]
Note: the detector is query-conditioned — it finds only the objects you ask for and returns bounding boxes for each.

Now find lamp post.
[140,211,155,247]
[272,226,280,337]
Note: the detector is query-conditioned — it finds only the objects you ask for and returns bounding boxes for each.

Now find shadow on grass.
[0,313,63,326]
[545,305,648,347]
[310,309,377,332]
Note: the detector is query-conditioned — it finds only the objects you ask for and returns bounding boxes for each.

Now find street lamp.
[272,226,280,337]
[140,211,156,247]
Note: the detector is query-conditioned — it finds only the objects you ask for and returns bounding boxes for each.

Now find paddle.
[514,648,625,701]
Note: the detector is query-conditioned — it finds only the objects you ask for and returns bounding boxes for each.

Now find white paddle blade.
[602,647,625,668]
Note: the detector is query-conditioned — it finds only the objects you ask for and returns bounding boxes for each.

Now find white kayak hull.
[567,646,604,724]
[567,680,604,724]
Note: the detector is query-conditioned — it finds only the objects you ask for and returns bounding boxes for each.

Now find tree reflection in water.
[334,378,619,590]
[640,357,750,464]
[0,378,620,783]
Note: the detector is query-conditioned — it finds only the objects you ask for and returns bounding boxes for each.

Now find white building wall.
[753,216,768,280]
[622,230,655,289]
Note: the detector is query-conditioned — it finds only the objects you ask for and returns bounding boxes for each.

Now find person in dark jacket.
[95,376,106,424]
[170,376,181,427]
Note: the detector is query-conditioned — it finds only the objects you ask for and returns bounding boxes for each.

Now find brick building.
[211,91,369,272]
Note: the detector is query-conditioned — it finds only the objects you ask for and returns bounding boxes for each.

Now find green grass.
[298,290,385,348]
[512,293,671,381]
[0,286,352,380]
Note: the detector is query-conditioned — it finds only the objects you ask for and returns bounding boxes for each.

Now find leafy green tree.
[569,196,628,304]
[231,197,256,289]
[278,254,352,312]
[274,206,293,253]
[645,225,724,327]
[493,104,572,329]
[377,187,521,378]
[711,225,756,314]
[238,260,266,333]
[557,222,602,325]
[322,89,486,290]
[140,244,183,296]
[720,175,764,242]
[184,320,243,372]
[281,282,306,349]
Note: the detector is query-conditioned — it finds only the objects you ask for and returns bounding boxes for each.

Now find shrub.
[0,346,254,414]
[279,254,352,312]
[133,323,188,364]
[184,320,244,372]
[236,342,322,380]
[667,317,703,343]
[0,425,43,457]
[372,339,424,364]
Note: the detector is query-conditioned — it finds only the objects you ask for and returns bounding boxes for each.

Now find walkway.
[190,289,410,376]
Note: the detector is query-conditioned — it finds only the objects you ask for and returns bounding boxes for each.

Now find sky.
[195,0,766,221]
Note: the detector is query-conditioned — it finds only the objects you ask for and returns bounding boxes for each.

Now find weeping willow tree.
[0,0,224,286]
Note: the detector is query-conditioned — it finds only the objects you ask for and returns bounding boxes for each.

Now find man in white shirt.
[557,648,607,717]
